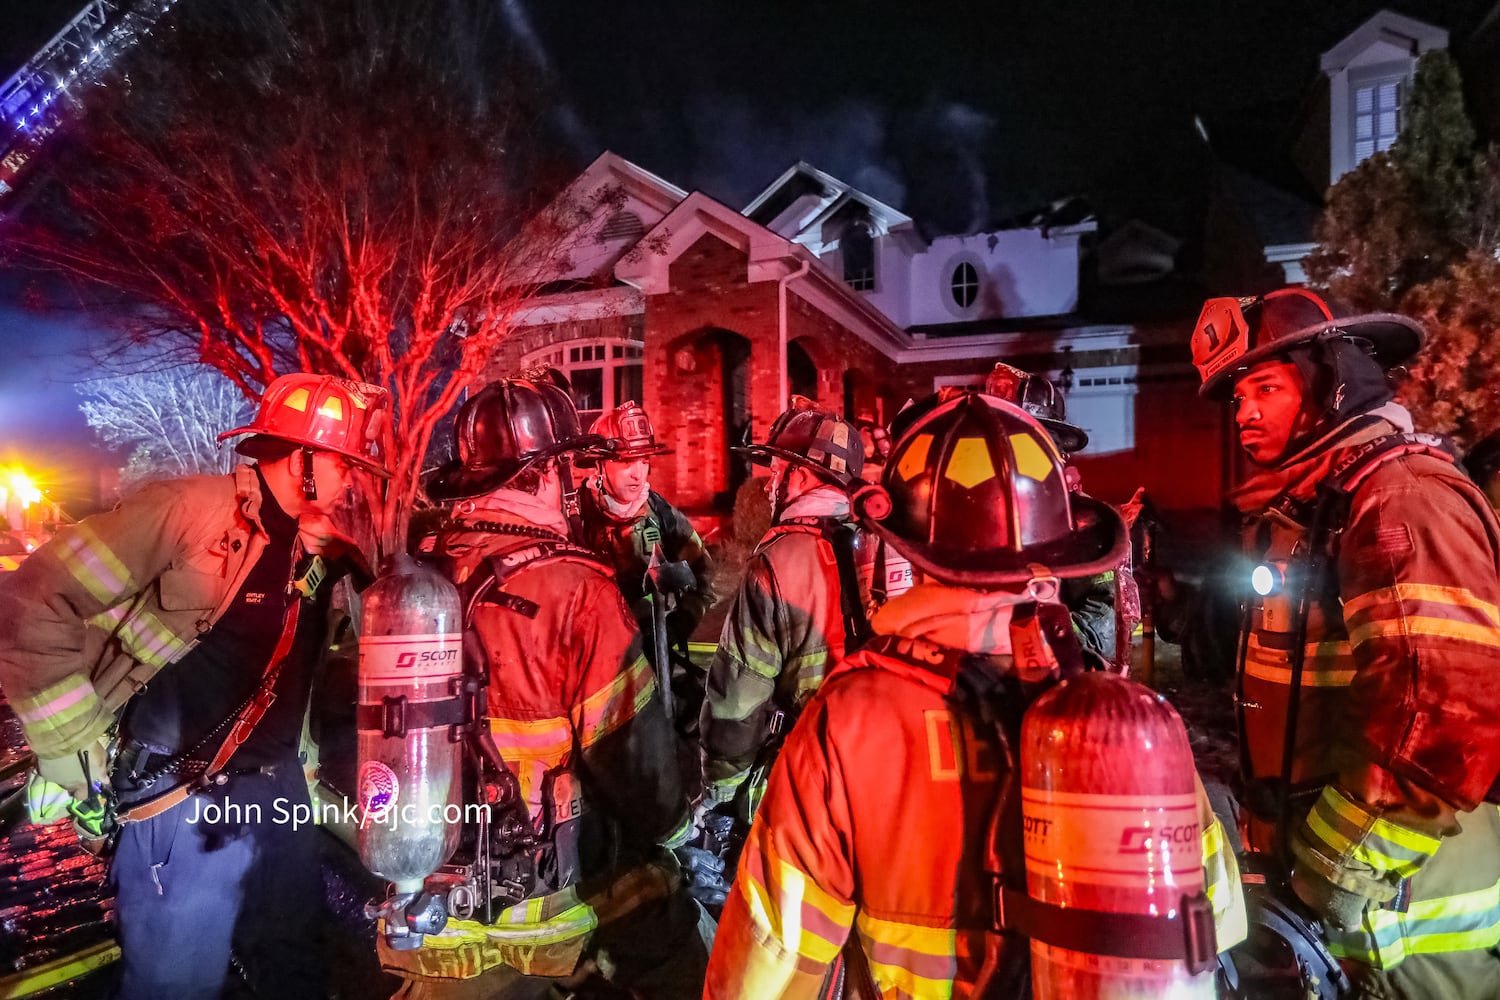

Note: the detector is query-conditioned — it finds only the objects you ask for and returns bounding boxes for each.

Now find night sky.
[1,0,1496,488]
[9,0,1497,227]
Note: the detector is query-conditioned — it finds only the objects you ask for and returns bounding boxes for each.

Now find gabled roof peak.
[1320,9,1448,73]
[742,160,911,238]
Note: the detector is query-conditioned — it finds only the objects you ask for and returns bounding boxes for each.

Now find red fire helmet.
[588,401,671,461]
[1191,288,1423,400]
[219,373,391,476]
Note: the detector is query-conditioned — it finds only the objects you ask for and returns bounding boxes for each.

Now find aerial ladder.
[0,0,178,206]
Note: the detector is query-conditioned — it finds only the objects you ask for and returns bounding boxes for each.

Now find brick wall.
[481,311,642,383]
[645,233,783,511]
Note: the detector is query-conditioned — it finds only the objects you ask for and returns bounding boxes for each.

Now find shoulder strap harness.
[765,515,873,650]
[1265,431,1454,863]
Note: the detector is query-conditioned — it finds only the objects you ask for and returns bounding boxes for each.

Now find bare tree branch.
[6,0,603,557]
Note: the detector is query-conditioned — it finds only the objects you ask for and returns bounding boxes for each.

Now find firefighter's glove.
[699,808,737,852]
[1290,864,1370,932]
[647,559,696,599]
[674,844,730,912]
[24,771,73,826]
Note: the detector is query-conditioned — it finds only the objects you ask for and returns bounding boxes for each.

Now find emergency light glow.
[0,469,42,509]
[1251,564,1279,597]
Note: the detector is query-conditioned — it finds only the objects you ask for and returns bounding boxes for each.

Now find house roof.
[1320,9,1449,73]
[614,189,912,357]
[571,150,688,216]
[741,161,913,244]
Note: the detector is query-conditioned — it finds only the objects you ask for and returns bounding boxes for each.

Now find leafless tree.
[77,364,252,489]
[5,0,608,558]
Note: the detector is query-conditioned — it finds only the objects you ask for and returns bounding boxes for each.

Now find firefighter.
[383,376,707,999]
[0,373,386,1000]
[578,400,717,718]
[983,361,1131,666]
[1192,288,1500,997]
[704,390,1246,998]
[699,403,871,824]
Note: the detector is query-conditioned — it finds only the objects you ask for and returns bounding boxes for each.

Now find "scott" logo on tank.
[394,649,460,669]
[1118,823,1200,853]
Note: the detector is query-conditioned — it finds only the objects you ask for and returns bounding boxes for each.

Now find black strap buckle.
[992,879,1218,975]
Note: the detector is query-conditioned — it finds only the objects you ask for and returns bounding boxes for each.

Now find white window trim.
[521,336,645,423]
[939,253,985,320]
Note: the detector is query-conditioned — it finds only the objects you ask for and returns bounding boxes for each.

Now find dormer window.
[1353,75,1404,165]
[842,222,875,291]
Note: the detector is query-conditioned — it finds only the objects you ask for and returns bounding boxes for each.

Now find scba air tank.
[1021,672,1214,999]
[357,552,464,893]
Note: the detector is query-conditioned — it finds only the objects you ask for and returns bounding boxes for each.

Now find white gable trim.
[1320,10,1447,73]
[613,191,800,293]
[742,161,913,233]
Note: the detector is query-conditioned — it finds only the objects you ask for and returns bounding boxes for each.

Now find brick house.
[487,152,1221,518]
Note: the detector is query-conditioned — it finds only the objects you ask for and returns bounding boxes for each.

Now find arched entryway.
[655,327,753,512]
[788,341,818,401]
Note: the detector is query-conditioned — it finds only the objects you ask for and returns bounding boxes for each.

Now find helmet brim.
[1199,313,1424,400]
[1036,417,1088,455]
[733,443,858,489]
[576,441,673,467]
[223,429,393,478]
[858,491,1128,587]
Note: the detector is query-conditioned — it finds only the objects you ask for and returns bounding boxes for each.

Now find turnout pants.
[110,760,326,1000]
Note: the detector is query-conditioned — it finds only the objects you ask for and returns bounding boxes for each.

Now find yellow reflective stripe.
[13,673,98,729]
[706,770,749,808]
[389,901,597,948]
[489,716,571,762]
[1349,616,1500,650]
[736,628,784,679]
[1202,818,1248,950]
[1305,786,1440,879]
[786,649,829,697]
[87,603,192,668]
[0,942,120,998]
[576,654,655,748]
[116,608,192,667]
[741,845,853,965]
[662,811,694,850]
[1321,787,1441,857]
[55,524,133,605]
[1329,876,1500,969]
[855,912,957,998]
[1345,584,1500,626]
[1243,636,1355,687]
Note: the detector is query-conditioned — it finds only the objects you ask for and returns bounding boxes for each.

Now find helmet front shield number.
[1192,297,1253,383]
